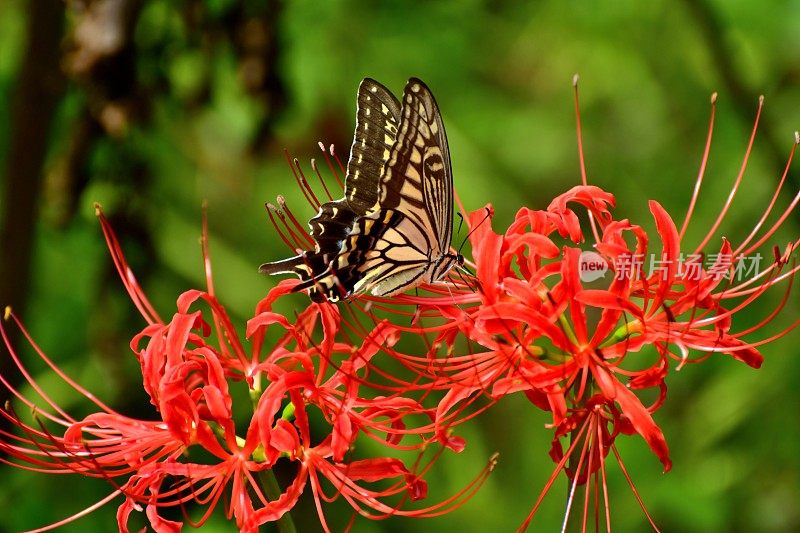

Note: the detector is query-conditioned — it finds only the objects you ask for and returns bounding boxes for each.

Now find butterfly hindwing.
[347,209,434,296]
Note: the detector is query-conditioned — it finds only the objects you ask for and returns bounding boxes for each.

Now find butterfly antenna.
[456,212,465,236]
[457,206,492,255]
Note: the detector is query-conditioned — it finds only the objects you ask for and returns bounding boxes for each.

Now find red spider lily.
[244,376,497,532]
[257,86,800,532]
[518,396,660,533]
[396,87,798,530]
[0,206,493,532]
[262,148,511,443]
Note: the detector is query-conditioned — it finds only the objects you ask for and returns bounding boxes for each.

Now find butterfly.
[260,78,462,302]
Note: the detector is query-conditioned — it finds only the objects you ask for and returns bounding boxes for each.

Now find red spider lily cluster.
[388,89,799,529]
[405,90,799,529]
[2,84,799,532]
[0,207,495,532]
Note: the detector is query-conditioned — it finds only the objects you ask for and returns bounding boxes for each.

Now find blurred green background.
[1,0,799,531]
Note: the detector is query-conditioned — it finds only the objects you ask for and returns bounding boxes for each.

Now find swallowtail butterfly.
[260,78,462,302]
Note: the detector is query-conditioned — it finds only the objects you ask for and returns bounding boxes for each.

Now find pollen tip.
[710,92,718,104]
[794,131,799,144]
[758,94,765,105]
[572,73,579,87]
[3,306,11,320]
[489,452,500,469]
[93,202,102,216]
[329,143,335,155]
[317,141,325,151]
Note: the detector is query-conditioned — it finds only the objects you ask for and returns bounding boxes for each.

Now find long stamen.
[694,96,764,254]
[738,133,800,257]
[319,142,345,190]
[277,195,315,248]
[310,158,335,201]
[679,92,718,239]
[282,150,317,210]
[265,202,298,250]
[95,205,161,325]
[573,74,600,244]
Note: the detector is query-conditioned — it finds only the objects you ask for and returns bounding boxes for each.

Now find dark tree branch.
[0,0,67,317]
[0,0,67,440]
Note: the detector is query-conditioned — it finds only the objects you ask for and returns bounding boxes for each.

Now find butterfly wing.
[334,79,457,297]
[299,208,435,301]
[260,78,401,292]
[376,78,454,257]
[261,78,456,301]
[343,78,402,214]
[349,209,433,296]
[304,78,402,252]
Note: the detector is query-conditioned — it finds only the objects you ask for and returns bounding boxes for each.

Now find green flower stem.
[557,312,579,346]
[562,427,582,533]
[258,469,298,533]
[249,375,263,409]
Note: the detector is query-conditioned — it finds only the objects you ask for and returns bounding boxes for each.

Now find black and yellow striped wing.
[305,78,402,254]
[343,78,402,214]
[260,78,401,293]
[327,79,459,298]
[260,78,459,302]
[377,78,454,257]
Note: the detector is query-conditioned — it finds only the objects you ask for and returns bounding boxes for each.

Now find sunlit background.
[1,1,800,531]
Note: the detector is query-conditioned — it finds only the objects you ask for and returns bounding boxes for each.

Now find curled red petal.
[594,367,671,471]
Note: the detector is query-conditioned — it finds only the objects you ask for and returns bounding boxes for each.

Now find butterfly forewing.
[344,78,402,214]
[304,79,402,253]
[261,78,402,288]
[378,79,454,256]
[336,79,457,297]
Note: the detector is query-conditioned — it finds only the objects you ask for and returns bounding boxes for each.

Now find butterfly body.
[260,78,460,302]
